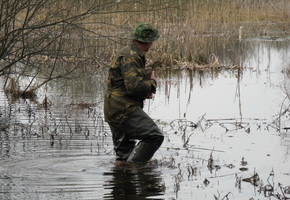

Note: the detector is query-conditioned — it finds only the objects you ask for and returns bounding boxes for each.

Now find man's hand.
[150,70,156,81]
[146,93,153,99]
[150,70,156,95]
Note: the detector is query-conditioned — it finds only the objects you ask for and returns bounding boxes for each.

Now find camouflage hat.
[132,23,160,43]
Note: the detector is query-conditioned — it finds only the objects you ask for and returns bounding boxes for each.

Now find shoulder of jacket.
[118,45,139,59]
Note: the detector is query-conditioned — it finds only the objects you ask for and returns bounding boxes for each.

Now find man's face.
[142,42,153,53]
[135,41,153,53]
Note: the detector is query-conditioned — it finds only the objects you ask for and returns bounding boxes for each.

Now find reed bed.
[75,0,290,67]
[5,0,290,69]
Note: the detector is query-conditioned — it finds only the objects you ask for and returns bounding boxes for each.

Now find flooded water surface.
[1,38,290,200]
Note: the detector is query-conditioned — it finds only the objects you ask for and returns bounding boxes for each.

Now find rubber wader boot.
[126,141,159,162]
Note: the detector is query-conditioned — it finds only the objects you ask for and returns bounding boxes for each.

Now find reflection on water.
[152,38,290,124]
[103,162,164,200]
[0,38,290,199]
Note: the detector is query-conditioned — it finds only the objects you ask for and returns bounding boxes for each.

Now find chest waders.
[109,108,164,162]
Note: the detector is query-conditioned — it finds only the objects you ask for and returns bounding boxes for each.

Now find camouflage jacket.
[104,42,157,124]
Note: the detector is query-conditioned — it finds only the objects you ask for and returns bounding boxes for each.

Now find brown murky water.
[1,37,290,200]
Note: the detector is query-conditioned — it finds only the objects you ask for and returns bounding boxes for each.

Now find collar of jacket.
[130,41,145,58]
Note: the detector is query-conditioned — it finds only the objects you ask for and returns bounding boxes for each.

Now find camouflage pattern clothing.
[104,23,163,162]
[104,42,156,124]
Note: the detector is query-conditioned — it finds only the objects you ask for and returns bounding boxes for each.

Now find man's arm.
[121,58,156,98]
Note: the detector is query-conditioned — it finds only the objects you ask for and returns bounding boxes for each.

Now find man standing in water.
[104,23,164,162]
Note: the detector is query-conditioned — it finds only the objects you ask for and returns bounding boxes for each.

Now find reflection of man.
[104,23,164,162]
[103,163,164,199]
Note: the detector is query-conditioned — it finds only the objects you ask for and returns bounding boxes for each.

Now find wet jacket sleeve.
[121,57,156,98]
